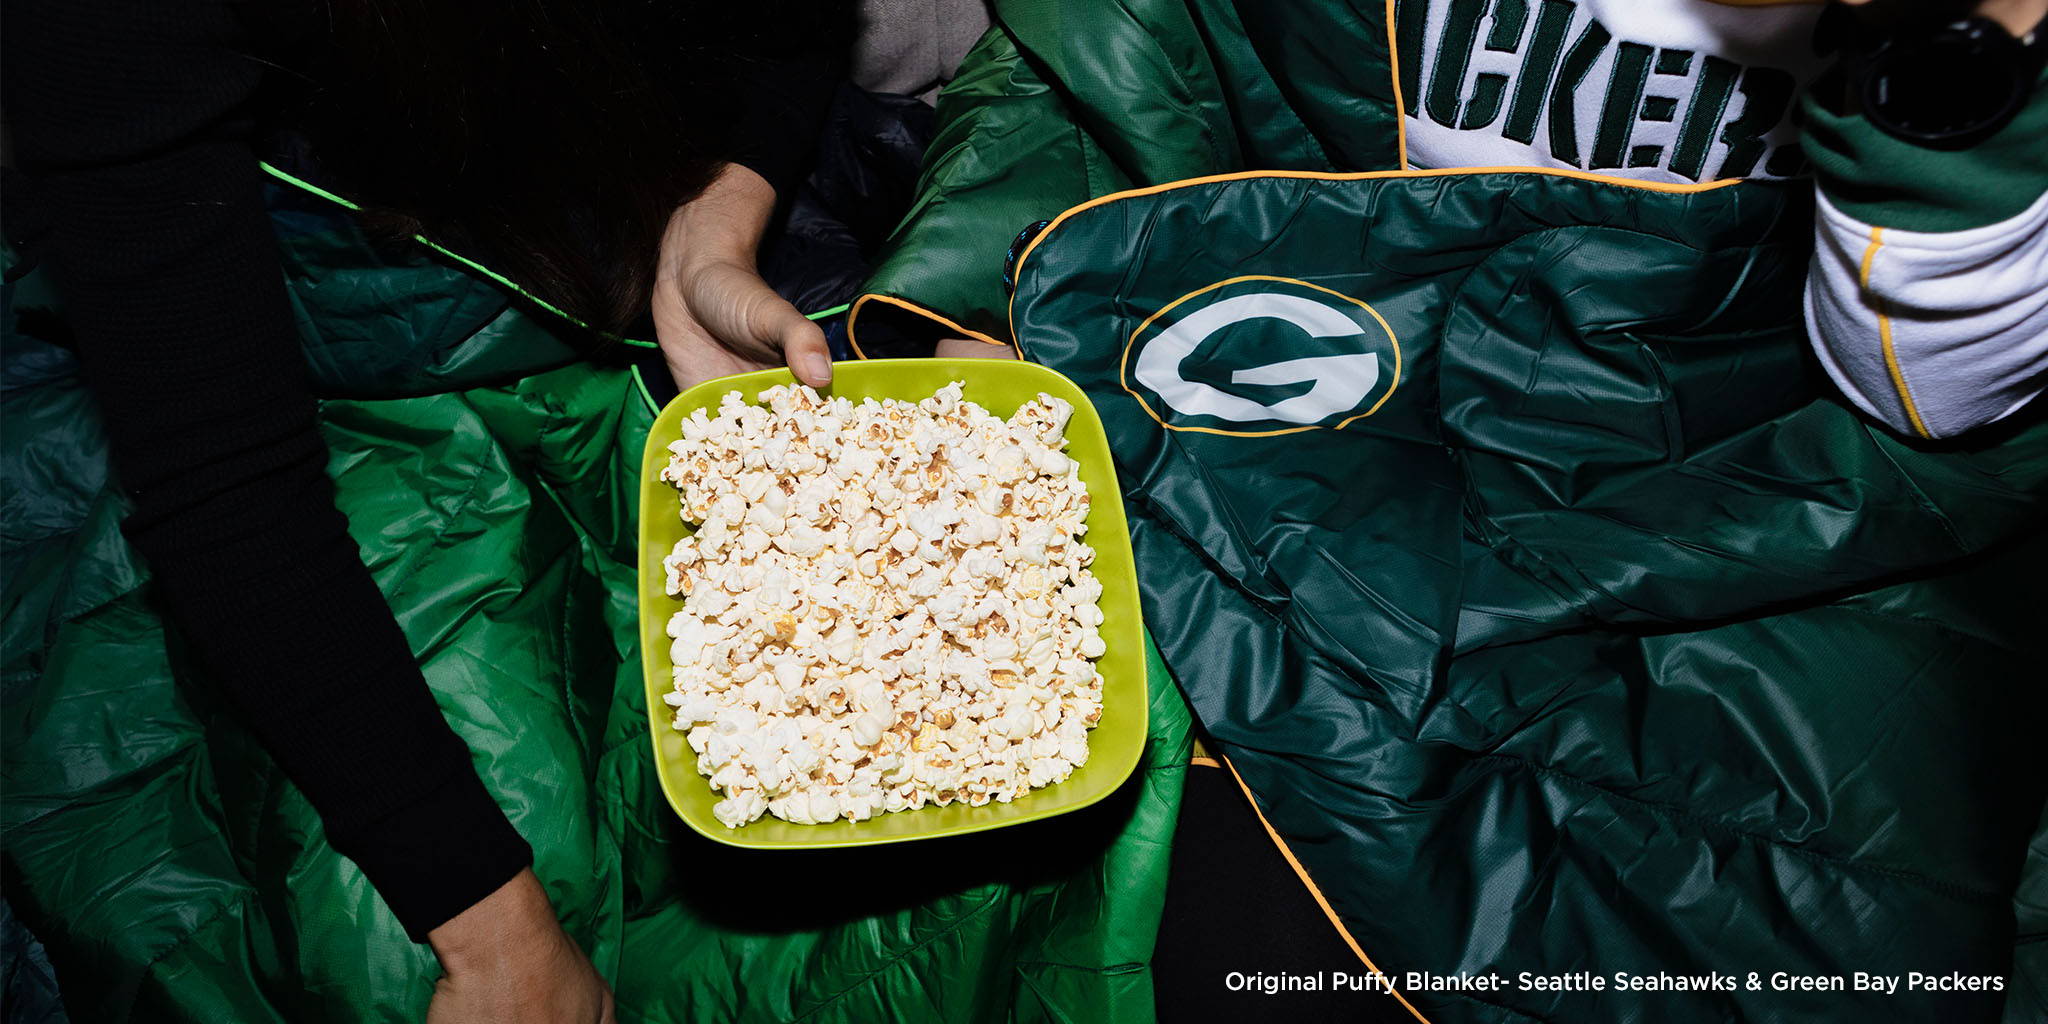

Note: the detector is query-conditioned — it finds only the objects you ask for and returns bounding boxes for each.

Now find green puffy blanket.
[0,179,1194,1022]
[853,1,2048,1021]
[1009,165,2048,1023]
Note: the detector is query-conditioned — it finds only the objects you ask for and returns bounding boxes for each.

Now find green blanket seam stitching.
[380,436,492,612]
[257,162,659,350]
[1009,959,1144,974]
[786,890,1008,1023]
[132,890,272,1015]
[1127,497,1539,1022]
[1478,753,2006,903]
[1126,492,2003,949]
[260,162,852,352]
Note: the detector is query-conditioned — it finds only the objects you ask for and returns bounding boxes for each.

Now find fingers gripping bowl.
[638,360,1147,848]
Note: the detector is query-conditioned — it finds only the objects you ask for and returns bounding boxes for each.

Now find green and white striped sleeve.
[1802,64,2048,440]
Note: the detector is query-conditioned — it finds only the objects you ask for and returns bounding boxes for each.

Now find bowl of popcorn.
[637,358,1147,847]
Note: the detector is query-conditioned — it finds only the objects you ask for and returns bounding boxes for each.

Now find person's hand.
[426,868,615,1024]
[934,337,1018,360]
[653,163,833,393]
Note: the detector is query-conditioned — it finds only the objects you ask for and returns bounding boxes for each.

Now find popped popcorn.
[659,382,1107,827]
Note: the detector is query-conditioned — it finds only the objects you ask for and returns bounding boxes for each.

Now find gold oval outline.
[1118,274,1404,438]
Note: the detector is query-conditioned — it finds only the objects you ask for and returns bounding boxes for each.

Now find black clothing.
[1154,765,1413,1024]
[2,0,841,939]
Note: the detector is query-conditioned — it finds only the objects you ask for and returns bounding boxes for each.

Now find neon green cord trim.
[257,163,849,348]
[631,363,660,415]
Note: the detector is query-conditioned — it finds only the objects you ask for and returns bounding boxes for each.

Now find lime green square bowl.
[638,358,1148,848]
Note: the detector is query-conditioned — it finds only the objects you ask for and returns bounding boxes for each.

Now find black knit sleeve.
[1,0,531,940]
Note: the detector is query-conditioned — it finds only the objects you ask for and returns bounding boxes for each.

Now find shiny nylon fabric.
[861,0,1355,346]
[1009,169,2048,1023]
[0,185,1193,1021]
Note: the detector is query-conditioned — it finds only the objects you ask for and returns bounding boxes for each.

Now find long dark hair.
[298,0,731,336]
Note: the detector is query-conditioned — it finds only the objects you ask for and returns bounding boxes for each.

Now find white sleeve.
[1804,187,2048,439]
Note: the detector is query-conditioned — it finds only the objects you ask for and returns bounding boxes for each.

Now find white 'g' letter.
[1133,292,1379,424]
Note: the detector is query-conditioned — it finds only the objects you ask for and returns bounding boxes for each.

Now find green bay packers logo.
[1121,275,1402,436]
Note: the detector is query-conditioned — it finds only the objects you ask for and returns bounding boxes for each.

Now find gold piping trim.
[1386,0,1410,170]
[1116,274,1403,437]
[1005,165,1741,354]
[990,24,1759,1017]
[847,293,1012,360]
[1220,754,1435,1024]
[1859,227,1932,438]
[1002,0,1745,355]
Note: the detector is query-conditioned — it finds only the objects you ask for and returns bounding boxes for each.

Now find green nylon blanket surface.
[0,184,1194,1022]
[865,3,2048,1019]
[1010,168,2048,1023]
[862,0,1401,347]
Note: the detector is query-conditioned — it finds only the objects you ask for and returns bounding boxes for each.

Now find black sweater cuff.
[330,767,535,941]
